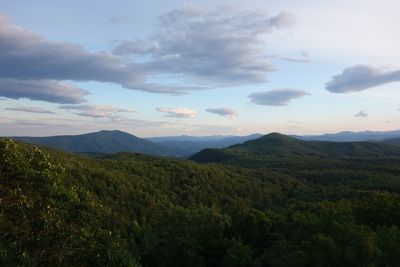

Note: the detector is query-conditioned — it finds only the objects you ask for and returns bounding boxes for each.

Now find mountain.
[294,129,400,142]
[12,130,184,156]
[191,132,400,165]
[147,134,263,155]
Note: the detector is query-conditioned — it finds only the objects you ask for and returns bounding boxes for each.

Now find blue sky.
[1,0,400,137]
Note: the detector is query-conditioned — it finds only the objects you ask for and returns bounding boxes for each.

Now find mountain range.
[12,130,182,156]
[147,134,263,155]
[4,129,400,266]
[294,129,400,142]
[11,130,262,157]
[190,132,400,166]
[9,129,400,157]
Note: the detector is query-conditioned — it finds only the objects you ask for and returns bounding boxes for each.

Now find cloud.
[249,89,310,106]
[0,79,89,104]
[157,107,197,118]
[326,65,400,93]
[354,110,368,118]
[0,8,295,100]
[108,16,129,25]
[6,106,55,114]
[1,10,293,98]
[59,104,133,118]
[0,115,238,137]
[206,107,238,118]
[0,14,191,96]
[281,50,310,63]
[112,6,295,86]
[0,15,143,84]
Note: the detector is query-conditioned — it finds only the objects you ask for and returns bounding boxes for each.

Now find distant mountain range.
[12,130,183,157]
[147,134,263,156]
[9,129,400,157]
[294,130,400,142]
[11,130,263,157]
[190,133,400,166]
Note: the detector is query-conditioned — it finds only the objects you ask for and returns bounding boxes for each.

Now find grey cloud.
[6,106,55,114]
[206,108,238,118]
[326,65,400,93]
[132,83,207,95]
[157,107,196,118]
[354,110,368,118]
[0,15,184,96]
[0,9,295,99]
[0,16,142,84]
[281,50,310,63]
[108,16,129,25]
[113,6,294,86]
[60,104,133,118]
[249,89,310,106]
[281,57,310,63]
[0,79,89,104]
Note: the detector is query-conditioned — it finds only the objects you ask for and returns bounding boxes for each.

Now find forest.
[2,136,400,266]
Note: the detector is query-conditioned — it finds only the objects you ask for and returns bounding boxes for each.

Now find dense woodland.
[2,135,400,266]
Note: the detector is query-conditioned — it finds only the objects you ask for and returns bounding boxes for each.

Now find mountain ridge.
[12,130,184,156]
[190,132,400,165]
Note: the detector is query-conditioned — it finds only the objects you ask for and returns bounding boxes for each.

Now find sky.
[1,0,400,137]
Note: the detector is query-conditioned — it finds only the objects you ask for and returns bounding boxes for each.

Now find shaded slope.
[191,133,400,165]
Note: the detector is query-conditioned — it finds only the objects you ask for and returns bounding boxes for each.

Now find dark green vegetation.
[13,130,184,157]
[2,133,400,266]
[191,133,400,166]
[381,136,400,147]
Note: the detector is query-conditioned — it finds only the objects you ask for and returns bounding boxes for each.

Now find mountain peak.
[244,132,298,146]
[261,132,294,139]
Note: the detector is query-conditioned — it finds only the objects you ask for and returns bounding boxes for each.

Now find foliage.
[2,137,400,266]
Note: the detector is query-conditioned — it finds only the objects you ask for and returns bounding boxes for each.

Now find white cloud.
[59,104,133,118]
[157,107,197,118]
[206,108,238,118]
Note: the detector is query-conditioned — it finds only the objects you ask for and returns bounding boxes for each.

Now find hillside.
[12,130,184,157]
[191,132,400,166]
[3,138,400,266]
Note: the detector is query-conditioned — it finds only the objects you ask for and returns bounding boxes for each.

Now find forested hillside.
[2,137,400,266]
[12,130,184,157]
[191,133,400,167]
